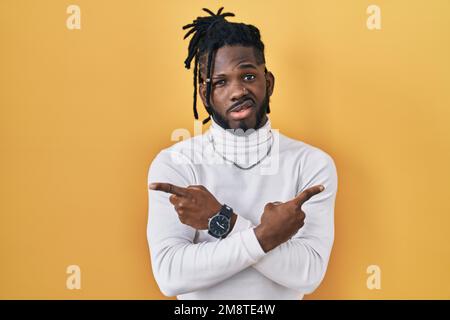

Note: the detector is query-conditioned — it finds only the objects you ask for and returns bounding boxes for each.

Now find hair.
[182,7,270,124]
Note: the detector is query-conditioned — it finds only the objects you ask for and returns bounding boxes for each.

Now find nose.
[230,85,248,101]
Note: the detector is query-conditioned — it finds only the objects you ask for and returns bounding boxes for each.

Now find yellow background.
[1,0,449,299]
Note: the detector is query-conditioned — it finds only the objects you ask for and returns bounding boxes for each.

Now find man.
[147,8,338,300]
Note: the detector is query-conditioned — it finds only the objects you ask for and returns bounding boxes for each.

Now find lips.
[228,99,255,121]
[228,98,254,113]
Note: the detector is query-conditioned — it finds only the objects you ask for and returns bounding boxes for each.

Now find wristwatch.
[208,204,233,239]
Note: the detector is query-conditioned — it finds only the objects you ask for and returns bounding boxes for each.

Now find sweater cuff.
[228,214,254,236]
[239,228,267,262]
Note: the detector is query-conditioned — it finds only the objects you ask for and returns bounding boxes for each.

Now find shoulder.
[277,132,338,185]
[276,132,338,197]
[279,132,335,167]
[150,133,204,166]
[147,134,205,184]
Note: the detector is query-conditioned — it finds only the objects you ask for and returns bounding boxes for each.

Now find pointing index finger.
[149,182,188,197]
[293,185,325,209]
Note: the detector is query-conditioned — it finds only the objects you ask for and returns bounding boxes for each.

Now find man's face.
[199,45,275,131]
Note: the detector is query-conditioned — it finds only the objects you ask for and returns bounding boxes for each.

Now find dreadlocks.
[182,7,270,125]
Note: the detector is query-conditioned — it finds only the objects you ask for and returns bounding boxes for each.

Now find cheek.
[210,91,228,108]
[253,81,268,99]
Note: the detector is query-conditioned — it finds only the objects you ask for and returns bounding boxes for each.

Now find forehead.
[205,45,261,74]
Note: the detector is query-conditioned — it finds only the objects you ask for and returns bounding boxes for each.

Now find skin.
[149,45,325,252]
[198,45,275,131]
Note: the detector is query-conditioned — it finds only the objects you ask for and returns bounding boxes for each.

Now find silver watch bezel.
[208,212,231,238]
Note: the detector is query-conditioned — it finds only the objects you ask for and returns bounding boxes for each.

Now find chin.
[212,107,265,131]
[226,117,255,131]
[237,119,255,131]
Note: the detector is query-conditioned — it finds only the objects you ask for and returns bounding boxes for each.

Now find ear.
[265,70,275,97]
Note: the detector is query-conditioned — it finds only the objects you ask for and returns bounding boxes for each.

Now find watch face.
[209,215,230,237]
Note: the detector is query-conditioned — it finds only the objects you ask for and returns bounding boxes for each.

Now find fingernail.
[149,183,156,189]
[319,185,325,191]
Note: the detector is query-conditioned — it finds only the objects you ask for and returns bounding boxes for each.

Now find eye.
[243,74,256,81]
[213,79,226,87]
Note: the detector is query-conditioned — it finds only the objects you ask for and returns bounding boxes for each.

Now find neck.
[208,116,273,169]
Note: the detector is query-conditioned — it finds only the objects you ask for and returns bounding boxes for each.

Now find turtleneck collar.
[207,116,273,169]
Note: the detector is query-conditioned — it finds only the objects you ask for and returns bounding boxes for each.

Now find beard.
[210,90,270,131]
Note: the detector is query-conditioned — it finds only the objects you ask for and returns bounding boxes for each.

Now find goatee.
[210,93,270,132]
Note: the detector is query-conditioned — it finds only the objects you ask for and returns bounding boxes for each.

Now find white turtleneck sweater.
[147,117,338,300]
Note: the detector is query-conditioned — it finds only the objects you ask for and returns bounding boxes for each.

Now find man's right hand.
[254,185,325,253]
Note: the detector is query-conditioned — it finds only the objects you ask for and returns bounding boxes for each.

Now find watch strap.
[219,204,233,219]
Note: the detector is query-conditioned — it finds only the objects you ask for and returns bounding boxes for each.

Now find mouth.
[229,98,254,113]
[228,99,255,120]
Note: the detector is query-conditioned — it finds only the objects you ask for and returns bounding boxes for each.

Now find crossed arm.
[147,150,337,297]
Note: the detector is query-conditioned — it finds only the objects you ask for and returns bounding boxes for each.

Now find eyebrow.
[212,63,259,78]
[237,63,258,70]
